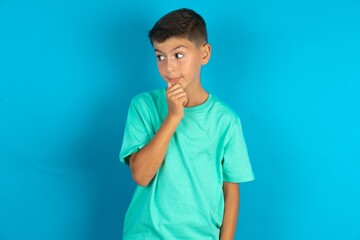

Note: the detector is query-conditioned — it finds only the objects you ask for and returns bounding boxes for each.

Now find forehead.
[153,37,198,53]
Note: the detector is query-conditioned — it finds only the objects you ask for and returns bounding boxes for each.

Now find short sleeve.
[119,97,152,165]
[222,118,255,182]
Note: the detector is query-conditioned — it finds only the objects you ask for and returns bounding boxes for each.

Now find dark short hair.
[148,8,208,46]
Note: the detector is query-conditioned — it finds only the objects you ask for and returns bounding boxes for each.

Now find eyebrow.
[154,45,188,53]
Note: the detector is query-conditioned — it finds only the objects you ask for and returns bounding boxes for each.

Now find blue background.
[1,0,359,239]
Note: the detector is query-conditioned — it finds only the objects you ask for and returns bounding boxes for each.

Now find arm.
[129,82,187,186]
[220,182,240,240]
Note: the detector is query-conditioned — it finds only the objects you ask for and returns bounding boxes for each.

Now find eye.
[156,55,165,61]
[175,53,184,59]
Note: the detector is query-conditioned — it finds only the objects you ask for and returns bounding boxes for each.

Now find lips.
[168,77,182,83]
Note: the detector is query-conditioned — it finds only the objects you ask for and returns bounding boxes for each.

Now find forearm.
[220,182,240,240]
[129,115,180,186]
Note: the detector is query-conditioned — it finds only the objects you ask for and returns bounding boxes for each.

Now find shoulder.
[210,95,246,144]
[210,94,240,123]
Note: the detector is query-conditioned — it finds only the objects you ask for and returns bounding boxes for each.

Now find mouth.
[167,77,182,83]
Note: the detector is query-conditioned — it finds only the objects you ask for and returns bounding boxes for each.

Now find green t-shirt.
[120,88,254,239]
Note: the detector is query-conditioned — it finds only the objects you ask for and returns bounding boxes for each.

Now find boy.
[120,8,254,239]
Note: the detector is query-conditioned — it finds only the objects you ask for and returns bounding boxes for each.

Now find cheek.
[157,63,166,75]
[184,59,200,75]
[179,59,192,72]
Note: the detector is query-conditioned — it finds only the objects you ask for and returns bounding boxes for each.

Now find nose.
[166,58,176,73]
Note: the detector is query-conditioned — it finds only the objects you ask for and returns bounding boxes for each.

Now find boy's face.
[153,37,211,90]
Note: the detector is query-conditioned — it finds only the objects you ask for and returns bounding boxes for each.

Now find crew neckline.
[161,88,213,113]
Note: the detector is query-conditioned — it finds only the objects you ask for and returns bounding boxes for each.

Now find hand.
[166,81,188,120]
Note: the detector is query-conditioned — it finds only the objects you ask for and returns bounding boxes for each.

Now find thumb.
[167,81,172,88]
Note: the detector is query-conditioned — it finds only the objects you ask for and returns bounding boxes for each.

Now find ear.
[201,43,211,65]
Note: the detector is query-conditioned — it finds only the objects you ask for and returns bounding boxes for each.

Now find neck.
[183,82,209,107]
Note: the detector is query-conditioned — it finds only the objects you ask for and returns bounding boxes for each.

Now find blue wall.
[1,1,359,239]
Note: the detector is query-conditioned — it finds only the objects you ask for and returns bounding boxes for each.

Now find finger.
[167,87,186,97]
[168,94,187,105]
[167,88,186,99]
[179,96,188,106]
[173,92,187,100]
[167,81,173,89]
[168,82,184,91]
[178,95,188,106]
[167,91,187,104]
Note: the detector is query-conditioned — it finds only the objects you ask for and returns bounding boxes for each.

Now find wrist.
[165,114,182,125]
